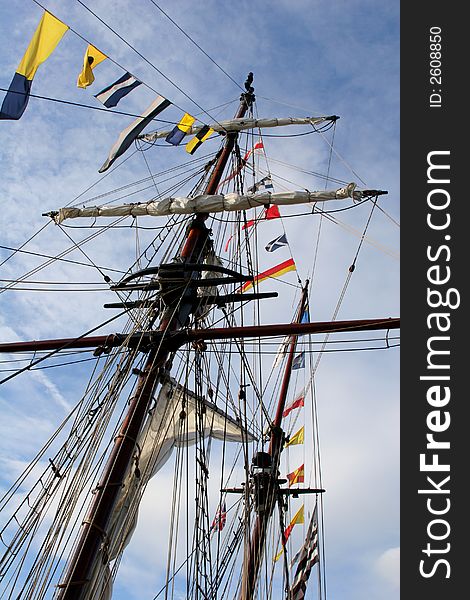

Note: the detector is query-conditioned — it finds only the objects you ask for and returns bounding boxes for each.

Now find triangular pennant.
[274,504,305,562]
[285,426,305,448]
[241,258,296,292]
[283,392,305,418]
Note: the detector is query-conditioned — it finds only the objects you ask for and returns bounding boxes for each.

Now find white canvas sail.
[138,116,335,142]
[50,184,361,224]
[85,378,253,600]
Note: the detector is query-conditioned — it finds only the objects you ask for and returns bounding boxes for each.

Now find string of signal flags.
[0,10,304,295]
[0,10,216,172]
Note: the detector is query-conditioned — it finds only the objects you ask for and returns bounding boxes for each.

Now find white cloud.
[376,546,400,588]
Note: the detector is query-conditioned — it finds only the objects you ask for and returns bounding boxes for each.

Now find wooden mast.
[0,318,400,355]
[55,75,255,600]
[0,71,401,600]
[241,284,309,600]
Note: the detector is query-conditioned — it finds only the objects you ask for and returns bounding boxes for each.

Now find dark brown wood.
[186,317,399,346]
[0,334,124,353]
[56,83,255,600]
[0,318,400,354]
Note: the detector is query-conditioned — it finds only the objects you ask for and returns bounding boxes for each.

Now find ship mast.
[240,284,309,600]
[55,74,256,600]
[0,73,401,600]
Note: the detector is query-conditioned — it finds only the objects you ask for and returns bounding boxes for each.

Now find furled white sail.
[138,116,336,142]
[51,183,361,224]
[85,378,252,600]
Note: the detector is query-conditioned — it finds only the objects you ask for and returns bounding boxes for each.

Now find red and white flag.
[282,390,305,418]
[217,141,265,191]
[211,502,227,532]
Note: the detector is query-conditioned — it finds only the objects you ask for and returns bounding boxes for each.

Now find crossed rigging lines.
[3,0,399,282]
[29,0,242,125]
[0,0,400,382]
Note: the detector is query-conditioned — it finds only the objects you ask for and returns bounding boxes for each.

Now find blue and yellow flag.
[77,44,107,88]
[0,11,68,120]
[166,113,195,146]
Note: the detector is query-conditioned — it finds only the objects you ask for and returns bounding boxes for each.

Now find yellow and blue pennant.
[165,112,195,146]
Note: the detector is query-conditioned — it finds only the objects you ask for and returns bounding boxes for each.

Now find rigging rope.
[147,0,244,92]
[73,0,230,131]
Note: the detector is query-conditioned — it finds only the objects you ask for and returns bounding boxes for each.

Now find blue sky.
[0,1,399,598]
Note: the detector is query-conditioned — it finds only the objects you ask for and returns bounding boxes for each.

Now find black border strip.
[401,3,465,598]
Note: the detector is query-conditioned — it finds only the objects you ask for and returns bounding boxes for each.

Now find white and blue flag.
[265,233,288,252]
[248,175,274,193]
[292,352,305,370]
[94,72,142,108]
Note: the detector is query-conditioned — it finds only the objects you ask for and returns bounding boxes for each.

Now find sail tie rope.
[81,519,108,537]
[113,432,139,447]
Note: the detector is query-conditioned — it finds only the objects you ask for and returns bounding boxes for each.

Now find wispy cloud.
[376,546,400,588]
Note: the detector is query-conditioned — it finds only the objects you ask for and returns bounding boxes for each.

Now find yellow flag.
[17,11,69,80]
[274,548,284,562]
[177,113,196,133]
[284,426,304,448]
[289,504,305,528]
[77,44,107,88]
[185,125,214,154]
[274,504,305,562]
